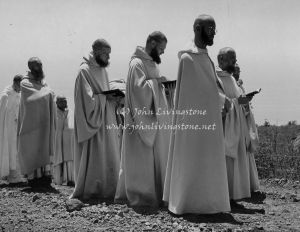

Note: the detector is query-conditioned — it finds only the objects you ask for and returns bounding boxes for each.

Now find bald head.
[217,47,237,74]
[56,95,68,111]
[233,63,241,81]
[218,47,236,61]
[193,14,216,48]
[145,31,167,65]
[28,57,42,70]
[56,95,66,101]
[13,74,23,93]
[28,57,44,81]
[92,38,111,67]
[92,38,111,52]
[193,14,215,32]
[13,74,23,84]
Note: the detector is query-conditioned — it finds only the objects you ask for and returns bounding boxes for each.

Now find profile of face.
[223,52,237,74]
[94,47,111,68]
[56,99,68,111]
[233,65,240,81]
[150,40,167,64]
[201,22,216,46]
[30,62,44,81]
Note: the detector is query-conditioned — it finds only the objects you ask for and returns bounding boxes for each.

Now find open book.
[246,88,261,97]
[101,89,125,98]
[162,80,176,87]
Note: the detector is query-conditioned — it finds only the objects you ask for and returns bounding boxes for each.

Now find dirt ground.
[0,179,299,232]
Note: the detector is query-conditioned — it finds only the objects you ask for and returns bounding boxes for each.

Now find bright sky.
[1,0,299,125]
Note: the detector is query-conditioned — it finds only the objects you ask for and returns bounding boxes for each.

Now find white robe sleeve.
[74,69,107,143]
[127,59,158,147]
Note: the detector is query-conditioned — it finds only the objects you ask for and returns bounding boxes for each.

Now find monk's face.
[56,99,67,111]
[30,62,44,81]
[201,21,216,46]
[223,51,237,74]
[94,47,111,67]
[150,41,167,64]
[233,65,240,81]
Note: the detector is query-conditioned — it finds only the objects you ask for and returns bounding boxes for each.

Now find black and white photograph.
[0,0,300,231]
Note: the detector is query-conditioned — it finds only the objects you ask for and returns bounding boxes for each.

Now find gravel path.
[0,179,299,232]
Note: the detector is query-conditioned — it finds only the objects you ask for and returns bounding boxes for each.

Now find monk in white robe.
[163,15,231,215]
[18,57,56,187]
[70,39,121,200]
[233,64,260,192]
[115,31,171,207]
[53,96,75,186]
[216,48,253,200]
[0,75,25,183]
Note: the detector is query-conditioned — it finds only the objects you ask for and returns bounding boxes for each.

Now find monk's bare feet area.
[0,179,299,232]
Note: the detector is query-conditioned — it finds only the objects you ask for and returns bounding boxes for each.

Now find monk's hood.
[215,68,232,78]
[83,52,100,68]
[178,41,208,58]
[131,46,153,62]
[24,71,47,86]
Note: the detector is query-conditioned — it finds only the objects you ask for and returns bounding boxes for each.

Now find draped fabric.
[0,86,22,181]
[115,47,171,207]
[238,81,260,192]
[217,69,251,200]
[18,75,56,176]
[70,52,121,200]
[163,44,230,214]
[53,109,75,185]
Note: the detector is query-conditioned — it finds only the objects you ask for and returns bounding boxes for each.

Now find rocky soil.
[0,179,299,232]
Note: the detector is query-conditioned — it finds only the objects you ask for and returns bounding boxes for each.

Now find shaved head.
[218,47,237,74]
[28,57,44,81]
[56,95,68,111]
[13,74,23,93]
[145,31,167,64]
[56,95,67,102]
[193,14,216,48]
[92,38,111,52]
[92,38,111,67]
[28,57,42,70]
[218,47,236,60]
[13,74,23,84]
[233,63,241,81]
[193,14,215,32]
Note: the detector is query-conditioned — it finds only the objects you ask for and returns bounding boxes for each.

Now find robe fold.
[217,69,251,200]
[163,44,230,215]
[53,109,75,185]
[18,75,56,176]
[0,86,22,181]
[109,79,126,150]
[71,52,120,200]
[238,82,260,191]
[115,46,171,207]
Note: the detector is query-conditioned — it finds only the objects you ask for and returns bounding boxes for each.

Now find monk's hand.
[238,95,252,105]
